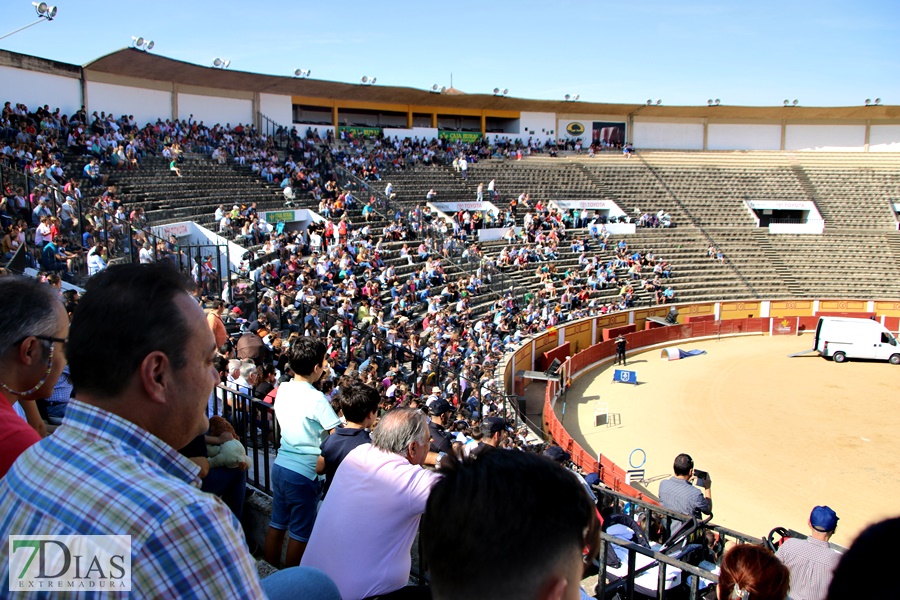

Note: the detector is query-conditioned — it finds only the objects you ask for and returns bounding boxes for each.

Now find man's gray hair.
[372,407,429,455]
[0,276,62,355]
[239,361,257,380]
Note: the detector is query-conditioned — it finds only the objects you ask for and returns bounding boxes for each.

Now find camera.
[693,469,710,487]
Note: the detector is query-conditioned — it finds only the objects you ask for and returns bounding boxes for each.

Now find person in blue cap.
[775,505,842,600]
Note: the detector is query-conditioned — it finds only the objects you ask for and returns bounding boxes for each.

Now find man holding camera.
[659,453,712,518]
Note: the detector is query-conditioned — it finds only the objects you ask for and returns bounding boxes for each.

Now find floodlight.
[784,100,790,106]
[792,99,798,106]
[33,2,56,18]
[494,87,500,94]
[131,36,154,51]
[213,58,230,69]
[294,69,310,78]
[875,98,882,105]
[0,1,57,41]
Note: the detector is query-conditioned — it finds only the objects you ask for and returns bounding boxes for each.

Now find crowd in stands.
[2,98,685,431]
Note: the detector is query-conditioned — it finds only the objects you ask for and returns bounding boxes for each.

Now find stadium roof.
[81,49,900,121]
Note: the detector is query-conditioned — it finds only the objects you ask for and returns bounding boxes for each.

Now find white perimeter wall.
[0,65,81,116]
[384,127,437,140]
[869,125,900,152]
[177,93,252,128]
[521,112,556,142]
[634,121,704,149]
[708,124,781,150]
[259,93,292,128]
[785,124,866,151]
[87,81,171,126]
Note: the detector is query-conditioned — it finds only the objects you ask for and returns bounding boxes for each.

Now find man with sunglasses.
[0,275,69,476]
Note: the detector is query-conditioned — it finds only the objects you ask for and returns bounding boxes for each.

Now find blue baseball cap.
[810,506,839,532]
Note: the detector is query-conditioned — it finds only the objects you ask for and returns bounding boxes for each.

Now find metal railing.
[209,384,280,495]
[593,487,765,600]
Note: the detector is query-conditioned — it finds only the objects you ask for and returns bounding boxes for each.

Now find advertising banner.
[438,130,482,143]
[338,126,382,138]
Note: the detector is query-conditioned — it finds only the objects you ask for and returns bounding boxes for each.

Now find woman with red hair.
[718,544,790,600]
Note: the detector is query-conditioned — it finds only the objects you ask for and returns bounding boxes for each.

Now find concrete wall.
[634,120,705,149]
[177,93,253,128]
[258,93,292,128]
[86,81,172,126]
[384,127,437,140]
[520,111,556,142]
[708,123,781,151]
[869,125,900,152]
[0,64,81,116]
[785,124,866,151]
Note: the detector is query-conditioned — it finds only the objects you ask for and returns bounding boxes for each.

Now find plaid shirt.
[658,476,711,517]
[776,536,842,600]
[0,400,266,599]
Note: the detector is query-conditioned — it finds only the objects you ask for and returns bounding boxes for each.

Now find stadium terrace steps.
[63,146,900,305]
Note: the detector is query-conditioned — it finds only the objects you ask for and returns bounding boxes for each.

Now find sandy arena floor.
[557,334,900,547]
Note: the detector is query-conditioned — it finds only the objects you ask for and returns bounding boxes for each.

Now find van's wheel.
[833,352,847,363]
[890,354,900,365]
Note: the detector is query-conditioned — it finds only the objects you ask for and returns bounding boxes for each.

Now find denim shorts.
[270,464,319,542]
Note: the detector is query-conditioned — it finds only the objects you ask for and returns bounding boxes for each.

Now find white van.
[814,317,900,364]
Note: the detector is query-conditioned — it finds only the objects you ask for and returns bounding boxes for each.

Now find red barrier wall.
[885,316,900,332]
[541,342,572,371]
[602,324,636,342]
[797,316,819,332]
[684,314,715,323]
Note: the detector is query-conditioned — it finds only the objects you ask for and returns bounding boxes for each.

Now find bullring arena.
[559,332,898,548]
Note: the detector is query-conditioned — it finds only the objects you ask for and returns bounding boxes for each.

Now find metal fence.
[209,384,280,495]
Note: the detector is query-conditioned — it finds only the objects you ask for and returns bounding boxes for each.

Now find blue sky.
[2,0,898,107]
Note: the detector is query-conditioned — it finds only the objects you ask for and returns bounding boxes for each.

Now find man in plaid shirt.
[0,264,338,599]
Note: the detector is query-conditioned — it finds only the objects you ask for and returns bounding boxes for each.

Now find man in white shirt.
[301,408,439,599]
